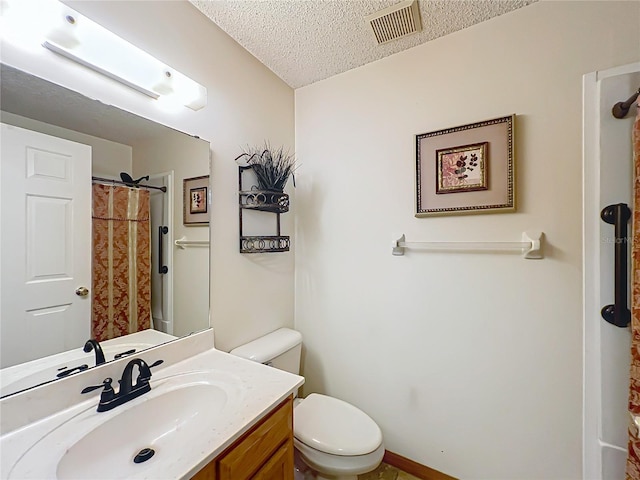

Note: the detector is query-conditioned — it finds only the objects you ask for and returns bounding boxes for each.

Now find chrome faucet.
[81,358,163,412]
[83,339,106,366]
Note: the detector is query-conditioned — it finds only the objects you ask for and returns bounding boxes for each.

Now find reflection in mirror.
[0,64,211,397]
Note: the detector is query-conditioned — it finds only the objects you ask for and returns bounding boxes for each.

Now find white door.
[584,63,640,479]
[0,123,92,368]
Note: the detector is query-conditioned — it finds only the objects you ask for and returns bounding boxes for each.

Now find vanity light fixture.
[0,0,207,110]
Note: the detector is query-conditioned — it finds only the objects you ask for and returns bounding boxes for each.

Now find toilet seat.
[294,394,382,456]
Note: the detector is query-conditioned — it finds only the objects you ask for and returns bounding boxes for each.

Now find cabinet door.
[252,441,294,480]
[217,397,293,480]
[191,462,216,480]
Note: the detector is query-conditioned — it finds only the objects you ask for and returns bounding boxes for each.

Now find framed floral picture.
[436,142,488,194]
[183,175,209,225]
[416,115,515,216]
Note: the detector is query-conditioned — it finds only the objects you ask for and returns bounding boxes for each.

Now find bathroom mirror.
[0,64,211,397]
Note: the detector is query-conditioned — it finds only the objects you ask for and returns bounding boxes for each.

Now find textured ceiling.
[191,0,537,89]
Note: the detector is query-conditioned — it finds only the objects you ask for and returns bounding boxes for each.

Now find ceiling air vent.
[366,0,422,45]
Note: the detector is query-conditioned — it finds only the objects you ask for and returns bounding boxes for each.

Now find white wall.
[0,111,132,176]
[294,1,640,479]
[132,132,211,337]
[0,1,296,352]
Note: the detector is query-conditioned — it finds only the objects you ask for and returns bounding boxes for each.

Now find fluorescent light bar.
[42,41,160,99]
[1,0,207,110]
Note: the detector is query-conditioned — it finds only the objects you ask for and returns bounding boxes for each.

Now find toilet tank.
[230,328,302,375]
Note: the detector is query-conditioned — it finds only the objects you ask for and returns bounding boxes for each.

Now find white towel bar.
[391,231,543,259]
[174,236,209,249]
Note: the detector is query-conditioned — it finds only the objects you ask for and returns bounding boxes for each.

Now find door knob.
[75,286,89,297]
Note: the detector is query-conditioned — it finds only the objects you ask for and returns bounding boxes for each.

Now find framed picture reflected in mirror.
[183,175,209,225]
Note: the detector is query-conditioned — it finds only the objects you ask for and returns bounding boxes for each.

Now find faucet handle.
[56,364,89,378]
[149,360,164,369]
[137,360,164,383]
[113,348,136,360]
[81,377,115,402]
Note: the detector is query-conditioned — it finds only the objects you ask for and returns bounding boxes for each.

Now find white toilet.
[230,328,384,480]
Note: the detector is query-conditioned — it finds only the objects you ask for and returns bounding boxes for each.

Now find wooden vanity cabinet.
[192,396,294,480]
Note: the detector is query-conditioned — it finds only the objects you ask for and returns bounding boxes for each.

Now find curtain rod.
[92,176,167,192]
[612,87,640,119]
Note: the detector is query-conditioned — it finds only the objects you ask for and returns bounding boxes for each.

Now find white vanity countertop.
[0,346,304,479]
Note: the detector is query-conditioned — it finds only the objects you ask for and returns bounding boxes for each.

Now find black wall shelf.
[238,166,290,254]
[240,235,291,253]
[239,190,289,214]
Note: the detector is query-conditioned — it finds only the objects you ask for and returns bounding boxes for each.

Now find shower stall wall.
[148,172,174,335]
[583,62,640,480]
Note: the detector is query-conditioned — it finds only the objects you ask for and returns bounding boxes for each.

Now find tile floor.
[358,462,421,480]
[295,453,421,480]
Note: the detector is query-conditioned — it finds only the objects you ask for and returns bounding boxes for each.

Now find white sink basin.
[7,371,243,479]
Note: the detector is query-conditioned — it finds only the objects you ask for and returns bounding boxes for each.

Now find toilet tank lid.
[230,328,302,363]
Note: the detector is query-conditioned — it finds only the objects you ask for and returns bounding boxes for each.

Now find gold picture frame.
[183,175,209,225]
[416,115,515,217]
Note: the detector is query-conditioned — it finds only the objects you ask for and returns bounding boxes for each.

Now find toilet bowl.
[294,393,384,479]
[230,328,384,480]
